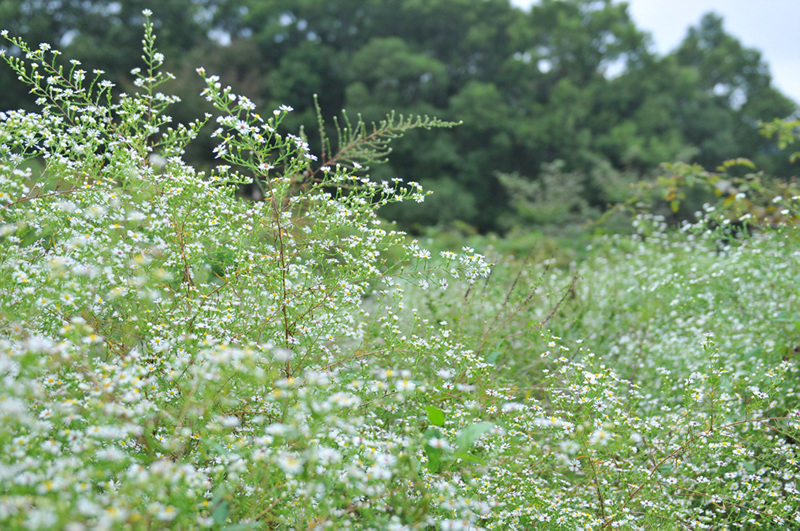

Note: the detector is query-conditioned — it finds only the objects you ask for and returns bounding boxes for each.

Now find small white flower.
[277,453,303,476]
[396,379,416,392]
[427,437,450,450]
[274,348,293,362]
[589,428,612,446]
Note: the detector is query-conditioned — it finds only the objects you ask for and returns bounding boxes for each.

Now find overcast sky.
[511,0,800,106]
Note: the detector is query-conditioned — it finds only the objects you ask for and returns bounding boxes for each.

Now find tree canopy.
[1,0,796,231]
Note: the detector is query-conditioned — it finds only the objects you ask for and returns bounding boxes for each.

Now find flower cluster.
[1,12,797,530]
[0,13,492,529]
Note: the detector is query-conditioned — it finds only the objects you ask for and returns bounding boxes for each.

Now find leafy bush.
[1,14,799,530]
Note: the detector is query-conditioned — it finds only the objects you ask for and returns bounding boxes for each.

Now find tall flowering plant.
[2,11,799,531]
[0,12,498,529]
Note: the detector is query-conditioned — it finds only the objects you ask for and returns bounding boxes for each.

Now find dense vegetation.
[1,13,800,529]
[1,0,796,231]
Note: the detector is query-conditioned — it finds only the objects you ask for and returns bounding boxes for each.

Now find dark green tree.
[672,13,796,172]
[2,0,796,231]
[0,0,232,110]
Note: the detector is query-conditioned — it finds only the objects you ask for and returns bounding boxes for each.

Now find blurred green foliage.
[1,0,796,232]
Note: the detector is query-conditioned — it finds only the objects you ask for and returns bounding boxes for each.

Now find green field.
[1,15,799,530]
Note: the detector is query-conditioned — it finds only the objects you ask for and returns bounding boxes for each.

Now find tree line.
[1,0,796,231]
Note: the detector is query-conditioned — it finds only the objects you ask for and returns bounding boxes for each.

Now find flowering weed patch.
[1,14,799,530]
[396,207,800,528]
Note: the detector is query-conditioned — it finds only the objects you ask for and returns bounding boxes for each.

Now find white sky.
[511,0,800,106]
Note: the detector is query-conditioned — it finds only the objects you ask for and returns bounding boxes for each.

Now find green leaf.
[426,405,445,427]
[486,350,502,365]
[213,500,229,525]
[455,422,494,453]
[211,484,231,524]
[423,427,442,439]
[423,427,444,472]
[425,446,442,473]
[453,451,483,464]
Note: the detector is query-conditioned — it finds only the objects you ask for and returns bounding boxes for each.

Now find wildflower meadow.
[1,14,798,530]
